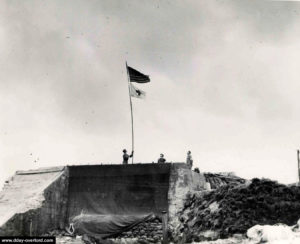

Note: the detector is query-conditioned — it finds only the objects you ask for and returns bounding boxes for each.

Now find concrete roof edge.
[16,166,65,175]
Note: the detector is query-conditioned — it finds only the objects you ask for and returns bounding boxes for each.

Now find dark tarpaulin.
[71,213,155,238]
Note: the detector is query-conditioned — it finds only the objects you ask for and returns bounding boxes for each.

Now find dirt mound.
[179,178,300,242]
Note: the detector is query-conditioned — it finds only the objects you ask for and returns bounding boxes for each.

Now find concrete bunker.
[0,163,206,237]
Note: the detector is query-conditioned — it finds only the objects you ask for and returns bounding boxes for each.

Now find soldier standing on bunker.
[186,151,193,169]
[122,149,134,164]
[157,154,166,163]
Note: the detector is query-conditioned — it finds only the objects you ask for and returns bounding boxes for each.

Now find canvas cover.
[71,213,155,238]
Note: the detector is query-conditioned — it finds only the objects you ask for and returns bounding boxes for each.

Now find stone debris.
[178,178,300,242]
[113,216,163,243]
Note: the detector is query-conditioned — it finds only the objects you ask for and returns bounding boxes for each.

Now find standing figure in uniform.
[122,149,134,164]
[186,151,193,169]
[157,154,166,163]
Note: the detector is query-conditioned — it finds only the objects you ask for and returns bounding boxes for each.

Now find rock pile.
[204,173,246,189]
[179,178,300,242]
[116,216,163,243]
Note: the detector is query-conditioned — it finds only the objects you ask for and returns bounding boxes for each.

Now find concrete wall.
[168,164,192,233]
[191,171,207,191]
[67,164,171,220]
[167,164,207,240]
[0,168,69,236]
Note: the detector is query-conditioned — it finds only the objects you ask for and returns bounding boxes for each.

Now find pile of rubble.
[115,216,163,243]
[204,173,246,189]
[178,178,300,242]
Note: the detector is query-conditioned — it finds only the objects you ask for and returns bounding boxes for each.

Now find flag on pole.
[127,66,150,83]
[125,62,150,164]
[129,83,146,99]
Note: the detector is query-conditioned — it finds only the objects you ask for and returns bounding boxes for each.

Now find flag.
[129,83,146,99]
[127,65,150,83]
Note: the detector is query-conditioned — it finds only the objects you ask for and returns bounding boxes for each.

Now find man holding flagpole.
[122,149,134,164]
[125,63,150,164]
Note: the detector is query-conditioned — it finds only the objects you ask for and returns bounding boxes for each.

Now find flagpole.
[126,62,134,164]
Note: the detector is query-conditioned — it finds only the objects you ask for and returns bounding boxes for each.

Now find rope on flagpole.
[126,62,134,164]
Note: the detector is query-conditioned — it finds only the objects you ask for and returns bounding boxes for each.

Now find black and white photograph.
[1,0,300,243]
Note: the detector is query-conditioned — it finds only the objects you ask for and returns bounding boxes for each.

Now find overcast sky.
[1,0,300,185]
